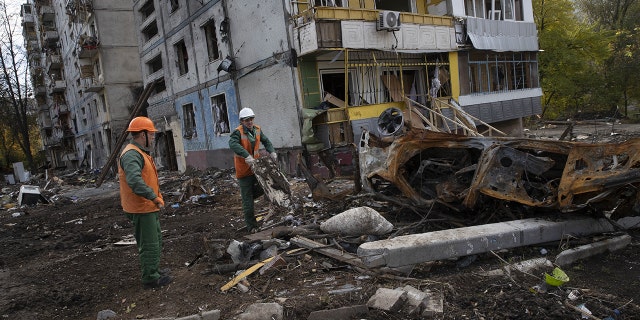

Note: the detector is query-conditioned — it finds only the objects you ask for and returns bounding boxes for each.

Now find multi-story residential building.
[21,0,143,170]
[132,0,541,176]
[24,0,541,176]
[132,0,302,173]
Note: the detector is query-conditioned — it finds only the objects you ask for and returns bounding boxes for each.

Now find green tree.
[534,0,612,119]
[575,0,640,117]
[0,1,37,171]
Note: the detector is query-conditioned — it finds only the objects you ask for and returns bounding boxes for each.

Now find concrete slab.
[366,288,407,312]
[555,234,632,266]
[357,217,640,268]
[422,289,444,317]
[307,305,368,320]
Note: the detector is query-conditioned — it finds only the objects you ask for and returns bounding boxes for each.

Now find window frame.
[210,94,230,136]
[182,103,196,138]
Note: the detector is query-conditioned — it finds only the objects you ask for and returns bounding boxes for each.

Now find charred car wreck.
[359,127,640,218]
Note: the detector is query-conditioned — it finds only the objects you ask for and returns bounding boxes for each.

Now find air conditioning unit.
[377,11,401,31]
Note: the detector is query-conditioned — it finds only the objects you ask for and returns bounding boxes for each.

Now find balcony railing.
[51,80,66,93]
[35,85,47,97]
[22,12,35,26]
[39,5,55,22]
[27,40,40,52]
[43,30,59,46]
[47,54,62,72]
[81,77,103,92]
[78,35,99,58]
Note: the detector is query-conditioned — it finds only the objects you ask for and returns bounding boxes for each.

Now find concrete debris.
[480,257,553,277]
[96,309,117,320]
[319,206,393,236]
[307,305,368,320]
[235,302,283,320]
[366,286,444,317]
[555,234,632,266]
[366,287,407,312]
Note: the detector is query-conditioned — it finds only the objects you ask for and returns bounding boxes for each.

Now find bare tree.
[0,0,36,171]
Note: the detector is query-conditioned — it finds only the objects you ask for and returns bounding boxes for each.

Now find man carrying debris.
[228,107,277,233]
[118,116,172,289]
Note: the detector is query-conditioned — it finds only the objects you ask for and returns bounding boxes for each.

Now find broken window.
[375,0,414,12]
[151,78,166,95]
[211,94,230,136]
[468,51,538,94]
[202,20,220,62]
[169,0,179,13]
[320,70,355,106]
[175,40,189,75]
[146,54,162,75]
[312,0,348,7]
[315,51,447,107]
[142,21,158,42]
[139,0,155,20]
[182,103,196,138]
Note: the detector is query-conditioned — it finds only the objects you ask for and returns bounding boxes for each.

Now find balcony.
[21,4,35,26]
[46,54,62,72]
[44,136,62,147]
[27,40,40,52]
[77,35,99,58]
[39,113,53,128]
[50,80,67,93]
[293,7,455,55]
[43,30,59,46]
[81,77,103,92]
[39,5,55,22]
[66,0,93,22]
[35,85,47,97]
[22,13,35,26]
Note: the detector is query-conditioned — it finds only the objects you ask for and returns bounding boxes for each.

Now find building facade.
[22,0,143,170]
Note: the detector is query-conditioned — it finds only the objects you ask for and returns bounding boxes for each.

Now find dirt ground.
[1,121,640,320]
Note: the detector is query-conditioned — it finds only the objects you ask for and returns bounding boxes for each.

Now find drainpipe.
[281,0,303,133]
[220,0,242,112]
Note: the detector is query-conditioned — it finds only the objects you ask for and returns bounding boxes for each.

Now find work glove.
[270,152,277,162]
[245,155,256,171]
[153,197,165,209]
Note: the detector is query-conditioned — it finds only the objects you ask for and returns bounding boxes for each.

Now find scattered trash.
[544,267,569,287]
[567,289,581,301]
[576,303,592,318]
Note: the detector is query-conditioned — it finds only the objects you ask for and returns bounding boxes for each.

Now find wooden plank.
[290,236,368,269]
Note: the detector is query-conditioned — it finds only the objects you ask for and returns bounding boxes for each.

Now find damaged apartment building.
[24,0,542,176]
[21,0,143,170]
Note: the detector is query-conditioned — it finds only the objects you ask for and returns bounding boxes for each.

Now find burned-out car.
[359,128,640,218]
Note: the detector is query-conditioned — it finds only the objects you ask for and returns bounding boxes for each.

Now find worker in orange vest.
[118,116,172,289]
[228,108,277,233]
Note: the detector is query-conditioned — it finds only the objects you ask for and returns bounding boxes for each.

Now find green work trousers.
[238,175,264,230]
[126,211,162,284]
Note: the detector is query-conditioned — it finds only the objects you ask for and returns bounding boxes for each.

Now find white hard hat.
[239,108,255,120]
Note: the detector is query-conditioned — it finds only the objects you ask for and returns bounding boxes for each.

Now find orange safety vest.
[233,124,261,179]
[118,144,163,213]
